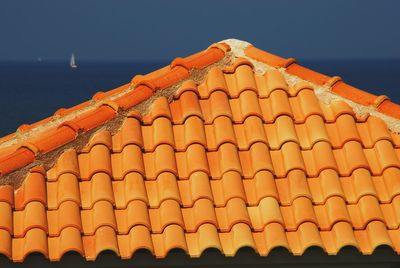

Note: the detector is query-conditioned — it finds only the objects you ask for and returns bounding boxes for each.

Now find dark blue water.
[0,60,399,137]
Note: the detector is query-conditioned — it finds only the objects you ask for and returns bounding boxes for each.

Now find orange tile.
[0,184,14,206]
[347,196,385,230]
[149,199,184,233]
[286,222,322,255]
[115,200,150,234]
[321,100,355,123]
[176,144,209,179]
[224,64,257,98]
[230,90,262,123]
[365,140,400,175]
[320,221,357,255]
[205,116,236,150]
[174,80,198,99]
[260,90,293,123]
[178,171,213,207]
[145,172,181,208]
[243,170,278,206]
[117,225,153,259]
[46,149,79,181]
[81,130,112,152]
[354,221,392,254]
[13,201,47,238]
[389,228,400,254]
[379,100,400,119]
[185,223,222,257]
[248,197,283,231]
[111,144,145,180]
[295,115,329,149]
[112,117,143,152]
[151,224,187,258]
[373,167,400,203]
[289,81,314,97]
[34,126,77,153]
[334,141,369,176]
[12,228,48,262]
[0,201,12,234]
[340,168,377,204]
[14,170,46,211]
[187,45,226,69]
[81,200,117,235]
[215,198,250,232]
[271,142,305,178]
[281,197,317,231]
[115,85,153,110]
[78,144,112,180]
[182,198,217,232]
[72,105,116,132]
[173,116,206,151]
[381,195,400,229]
[207,143,242,179]
[198,67,228,98]
[170,90,202,124]
[264,115,298,150]
[80,172,115,209]
[314,196,351,230]
[223,57,254,76]
[234,116,267,150]
[154,66,190,90]
[256,69,288,98]
[275,169,311,206]
[199,90,232,124]
[142,97,172,125]
[47,173,81,209]
[218,223,255,256]
[289,88,323,123]
[307,169,344,205]
[143,144,177,180]
[82,225,119,261]
[47,201,82,236]
[331,81,377,107]
[210,170,246,207]
[357,116,392,148]
[302,141,337,177]
[253,222,289,256]
[112,172,148,209]
[0,229,12,259]
[326,114,361,148]
[48,227,84,261]
[239,142,273,178]
[142,117,175,152]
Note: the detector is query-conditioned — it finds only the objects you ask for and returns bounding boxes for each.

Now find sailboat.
[70,53,78,68]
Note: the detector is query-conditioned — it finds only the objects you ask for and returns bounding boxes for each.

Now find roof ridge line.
[221,39,400,133]
[0,42,232,182]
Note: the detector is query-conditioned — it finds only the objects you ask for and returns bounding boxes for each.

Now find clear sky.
[0,0,399,61]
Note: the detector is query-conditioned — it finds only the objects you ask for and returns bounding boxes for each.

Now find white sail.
[70,53,77,68]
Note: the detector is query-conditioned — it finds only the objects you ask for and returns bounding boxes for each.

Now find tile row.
[143,85,365,126]
[65,137,400,182]
[111,111,395,154]
[1,220,400,262]
[3,191,400,241]
[7,162,400,214]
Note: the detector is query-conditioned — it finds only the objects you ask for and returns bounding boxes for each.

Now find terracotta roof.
[1,39,400,262]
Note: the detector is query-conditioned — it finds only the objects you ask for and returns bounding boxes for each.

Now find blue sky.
[1,0,399,61]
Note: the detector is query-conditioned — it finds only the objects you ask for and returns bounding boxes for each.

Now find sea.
[0,60,399,137]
